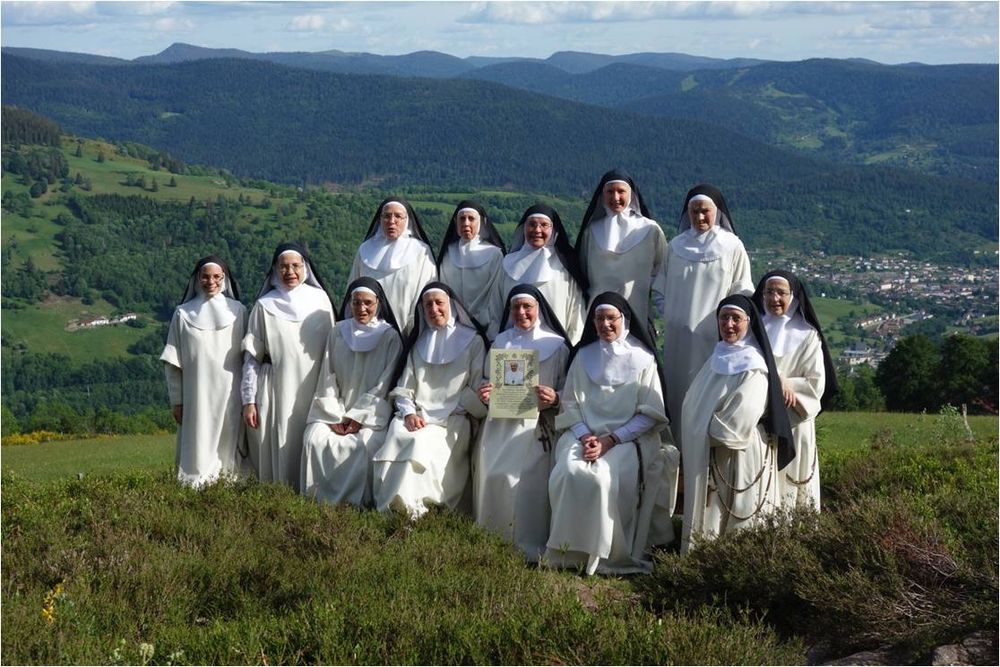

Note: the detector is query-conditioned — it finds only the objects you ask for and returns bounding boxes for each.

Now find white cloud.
[151,17,195,32]
[2,1,97,26]
[288,14,326,31]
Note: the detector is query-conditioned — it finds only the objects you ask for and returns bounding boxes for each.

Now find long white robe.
[301,324,403,507]
[438,248,504,339]
[373,337,488,519]
[473,345,570,561]
[680,363,778,554]
[498,269,586,345]
[160,301,247,488]
[545,359,672,575]
[657,235,752,447]
[243,303,334,492]
[348,247,437,335]
[773,329,826,511]
[579,224,667,330]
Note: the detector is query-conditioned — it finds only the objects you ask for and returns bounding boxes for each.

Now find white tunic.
[498,268,586,345]
[160,300,247,488]
[657,232,753,446]
[773,329,826,511]
[680,363,778,554]
[372,337,488,519]
[545,358,672,575]
[438,247,504,339]
[348,247,437,335]
[473,345,570,561]
[301,323,403,507]
[579,224,667,330]
[243,303,334,491]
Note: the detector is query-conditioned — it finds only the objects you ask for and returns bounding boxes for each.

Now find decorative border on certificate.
[488,348,539,419]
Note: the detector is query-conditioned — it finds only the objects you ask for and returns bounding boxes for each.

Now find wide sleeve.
[563,282,586,345]
[727,243,754,297]
[784,331,826,421]
[306,330,344,425]
[389,353,418,416]
[345,333,404,429]
[347,253,362,285]
[650,226,668,314]
[457,336,488,419]
[159,310,182,369]
[708,371,768,450]
[554,360,586,431]
[241,304,269,361]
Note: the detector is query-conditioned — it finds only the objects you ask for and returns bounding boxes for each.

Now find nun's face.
[525,215,553,248]
[422,291,450,329]
[380,203,408,241]
[456,209,481,241]
[593,306,624,342]
[718,307,750,344]
[763,278,793,317]
[687,199,717,234]
[351,291,378,325]
[278,251,305,289]
[199,264,225,298]
[510,297,538,331]
[602,182,631,214]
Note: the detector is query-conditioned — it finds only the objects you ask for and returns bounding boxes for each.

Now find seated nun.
[498,204,588,344]
[575,169,667,334]
[301,277,404,507]
[656,184,753,452]
[372,283,489,520]
[160,255,248,488]
[436,200,506,340]
[242,243,335,492]
[546,293,675,576]
[348,198,437,335]
[753,270,838,512]
[680,294,794,554]
[474,284,572,562]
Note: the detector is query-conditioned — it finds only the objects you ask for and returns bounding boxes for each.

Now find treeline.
[1,105,61,146]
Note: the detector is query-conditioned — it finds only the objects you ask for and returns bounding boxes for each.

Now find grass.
[1,433,174,482]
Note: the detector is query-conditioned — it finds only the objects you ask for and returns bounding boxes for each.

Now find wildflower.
[40,582,64,625]
[138,642,155,664]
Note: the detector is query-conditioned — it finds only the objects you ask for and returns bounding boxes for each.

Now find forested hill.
[1,54,996,260]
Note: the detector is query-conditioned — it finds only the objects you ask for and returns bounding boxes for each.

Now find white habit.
[348,247,436,335]
[439,245,504,339]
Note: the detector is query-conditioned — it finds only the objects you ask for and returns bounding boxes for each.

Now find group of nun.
[160,169,837,576]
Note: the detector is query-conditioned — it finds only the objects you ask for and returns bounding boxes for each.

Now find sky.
[1,0,997,65]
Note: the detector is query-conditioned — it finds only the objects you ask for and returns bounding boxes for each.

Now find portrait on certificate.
[488,348,539,419]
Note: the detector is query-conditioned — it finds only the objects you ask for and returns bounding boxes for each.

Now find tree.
[28,179,47,198]
[96,150,106,163]
[876,334,940,412]
[936,334,995,414]
[169,176,177,187]
[74,143,83,158]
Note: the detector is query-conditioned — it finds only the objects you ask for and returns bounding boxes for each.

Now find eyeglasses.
[718,314,748,324]
[593,315,622,324]
[200,275,224,283]
[764,288,791,297]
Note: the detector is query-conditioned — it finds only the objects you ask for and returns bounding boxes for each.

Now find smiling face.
[277,251,304,289]
[763,277,793,317]
[456,209,481,241]
[422,290,450,329]
[525,215,553,249]
[199,263,225,298]
[718,306,750,344]
[602,181,631,215]
[593,305,624,342]
[380,202,408,241]
[351,290,378,325]
[510,296,538,331]
[687,198,717,234]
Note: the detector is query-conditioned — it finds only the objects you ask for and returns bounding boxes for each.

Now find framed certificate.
[488,348,539,419]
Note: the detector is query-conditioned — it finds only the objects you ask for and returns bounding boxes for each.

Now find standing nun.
[373,283,488,519]
[753,270,838,511]
[474,284,572,562]
[498,204,588,344]
[575,169,667,333]
[656,184,753,449]
[436,200,506,339]
[680,294,794,554]
[301,277,404,507]
[546,292,676,576]
[160,255,247,488]
[242,243,335,491]
[348,198,437,335]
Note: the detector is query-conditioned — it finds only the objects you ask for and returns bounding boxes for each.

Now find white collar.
[579,331,653,386]
[502,230,560,283]
[448,236,502,269]
[762,299,814,357]
[669,226,742,262]
[590,203,655,254]
[358,220,427,272]
[710,337,768,375]
[493,316,565,361]
[178,292,241,330]
[337,316,392,353]
[415,316,476,365]
[258,266,332,322]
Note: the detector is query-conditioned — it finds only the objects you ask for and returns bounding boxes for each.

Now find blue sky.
[1,1,997,65]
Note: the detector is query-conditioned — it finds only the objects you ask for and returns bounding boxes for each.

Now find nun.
[498,204,588,344]
[656,184,753,449]
[348,198,437,334]
[575,169,667,333]
[242,243,335,491]
[474,284,572,562]
[160,255,247,488]
[546,293,675,576]
[436,200,506,339]
[301,277,405,507]
[372,283,489,519]
[679,294,794,554]
[753,270,838,512]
